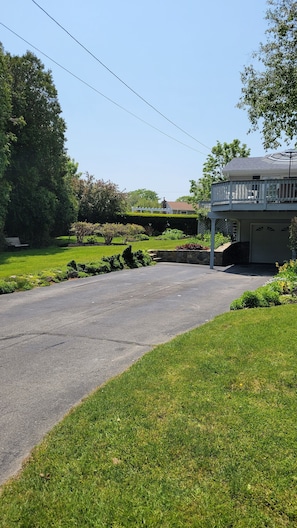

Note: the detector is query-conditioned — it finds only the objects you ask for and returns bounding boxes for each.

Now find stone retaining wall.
[155,246,228,266]
[154,242,249,266]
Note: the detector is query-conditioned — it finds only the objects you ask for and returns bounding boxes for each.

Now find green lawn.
[1,304,297,526]
[0,236,210,279]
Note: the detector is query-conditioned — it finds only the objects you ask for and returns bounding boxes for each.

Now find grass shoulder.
[1,304,297,526]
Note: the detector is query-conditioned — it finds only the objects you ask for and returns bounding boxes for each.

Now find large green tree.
[190,139,250,203]
[53,156,80,236]
[4,51,76,244]
[0,45,13,234]
[127,189,159,210]
[75,173,127,223]
[238,0,297,149]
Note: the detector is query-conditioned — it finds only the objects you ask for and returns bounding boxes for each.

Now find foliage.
[1,307,297,526]
[230,286,282,310]
[71,222,146,245]
[0,248,152,294]
[190,139,250,202]
[3,51,74,245]
[175,195,192,203]
[126,188,160,210]
[70,222,99,244]
[93,223,123,245]
[289,216,297,256]
[230,259,297,310]
[238,0,297,149]
[0,279,17,294]
[74,173,127,224]
[122,245,142,268]
[53,156,80,236]
[156,228,186,240]
[120,223,146,243]
[176,242,208,250]
[197,207,211,230]
[0,45,13,233]
[0,234,230,280]
[118,212,198,235]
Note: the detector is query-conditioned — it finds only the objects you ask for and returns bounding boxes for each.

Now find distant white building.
[132,200,196,215]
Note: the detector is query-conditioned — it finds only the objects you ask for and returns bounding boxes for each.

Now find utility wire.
[32,0,211,151]
[0,22,208,154]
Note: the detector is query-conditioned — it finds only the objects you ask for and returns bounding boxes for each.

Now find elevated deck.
[211,179,297,212]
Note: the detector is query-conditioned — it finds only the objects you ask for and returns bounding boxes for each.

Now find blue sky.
[1,0,276,200]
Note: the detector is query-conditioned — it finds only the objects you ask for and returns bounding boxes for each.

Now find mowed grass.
[1,305,297,526]
[0,237,199,278]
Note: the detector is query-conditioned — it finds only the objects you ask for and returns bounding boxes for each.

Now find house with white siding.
[209,150,297,267]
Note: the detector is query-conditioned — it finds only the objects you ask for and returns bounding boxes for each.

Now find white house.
[209,150,297,266]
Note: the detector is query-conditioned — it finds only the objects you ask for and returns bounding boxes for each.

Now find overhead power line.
[32,0,211,151]
[0,22,208,154]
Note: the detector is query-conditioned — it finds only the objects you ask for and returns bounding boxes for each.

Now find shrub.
[118,212,198,235]
[122,245,140,268]
[0,280,17,294]
[0,248,153,295]
[240,291,261,308]
[230,284,281,311]
[230,298,244,310]
[49,270,68,282]
[97,261,112,274]
[13,276,33,291]
[157,228,186,240]
[102,254,124,271]
[133,250,152,267]
[121,224,146,243]
[67,260,77,270]
[70,222,99,244]
[258,285,281,306]
[67,269,79,279]
[176,243,208,250]
[83,264,100,275]
[277,259,297,281]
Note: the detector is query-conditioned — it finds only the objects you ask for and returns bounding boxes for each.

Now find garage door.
[250,223,290,263]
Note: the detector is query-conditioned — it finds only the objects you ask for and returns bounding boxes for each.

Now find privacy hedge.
[117,213,198,235]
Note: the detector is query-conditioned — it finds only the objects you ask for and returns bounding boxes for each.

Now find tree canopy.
[190,139,250,203]
[75,173,127,223]
[126,189,160,209]
[238,0,297,149]
[0,44,13,234]
[3,50,77,244]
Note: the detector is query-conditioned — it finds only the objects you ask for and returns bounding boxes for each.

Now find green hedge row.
[117,213,198,235]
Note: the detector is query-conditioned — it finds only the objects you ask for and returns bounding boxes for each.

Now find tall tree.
[4,51,74,244]
[75,173,127,223]
[0,45,13,234]
[127,189,159,209]
[53,156,80,236]
[238,0,297,149]
[190,139,250,203]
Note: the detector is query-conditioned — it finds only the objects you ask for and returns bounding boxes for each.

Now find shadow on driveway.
[223,264,277,277]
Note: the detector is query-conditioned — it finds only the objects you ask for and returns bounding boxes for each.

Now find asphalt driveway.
[0,262,275,485]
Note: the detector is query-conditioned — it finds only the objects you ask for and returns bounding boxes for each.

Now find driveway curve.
[0,262,274,485]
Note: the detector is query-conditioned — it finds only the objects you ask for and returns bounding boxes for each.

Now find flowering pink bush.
[176,243,209,251]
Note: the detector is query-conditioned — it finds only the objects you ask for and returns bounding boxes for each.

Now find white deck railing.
[211,179,297,209]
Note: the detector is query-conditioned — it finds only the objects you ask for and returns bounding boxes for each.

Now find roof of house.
[167,201,195,212]
[223,150,297,174]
